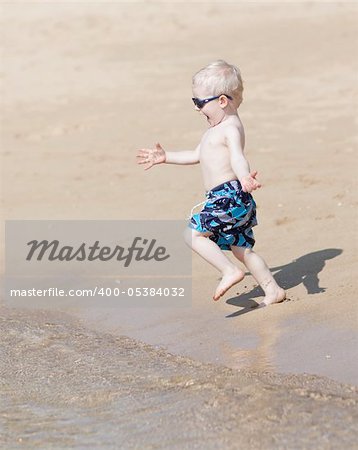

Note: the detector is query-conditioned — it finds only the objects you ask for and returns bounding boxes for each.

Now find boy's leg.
[231,246,286,307]
[184,227,244,300]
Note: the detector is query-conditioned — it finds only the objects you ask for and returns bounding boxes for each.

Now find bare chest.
[199,129,227,162]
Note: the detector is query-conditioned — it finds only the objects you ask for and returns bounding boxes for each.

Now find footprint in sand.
[275,216,295,226]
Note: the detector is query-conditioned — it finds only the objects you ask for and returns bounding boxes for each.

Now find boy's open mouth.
[199,110,211,123]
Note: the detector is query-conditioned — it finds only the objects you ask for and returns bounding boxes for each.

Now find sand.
[1,1,358,448]
[1,307,357,449]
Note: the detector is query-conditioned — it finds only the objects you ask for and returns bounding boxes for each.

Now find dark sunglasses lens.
[192,98,204,109]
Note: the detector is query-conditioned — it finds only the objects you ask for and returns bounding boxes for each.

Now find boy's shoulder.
[221,118,245,150]
[204,117,244,144]
[221,119,244,139]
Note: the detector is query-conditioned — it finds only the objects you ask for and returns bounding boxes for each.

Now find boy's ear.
[219,95,229,108]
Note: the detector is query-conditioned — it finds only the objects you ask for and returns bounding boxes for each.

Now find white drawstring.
[187,198,208,220]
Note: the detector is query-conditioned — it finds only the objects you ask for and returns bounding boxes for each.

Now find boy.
[137,60,286,307]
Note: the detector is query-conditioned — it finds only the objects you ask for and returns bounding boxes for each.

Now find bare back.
[199,116,245,191]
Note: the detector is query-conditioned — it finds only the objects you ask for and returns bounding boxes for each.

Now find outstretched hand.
[136,142,166,170]
[240,170,261,193]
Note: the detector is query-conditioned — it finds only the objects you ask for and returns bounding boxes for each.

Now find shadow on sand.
[225,248,343,318]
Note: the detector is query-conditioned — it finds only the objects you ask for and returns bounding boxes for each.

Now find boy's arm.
[226,127,261,193]
[165,143,200,165]
[137,143,199,170]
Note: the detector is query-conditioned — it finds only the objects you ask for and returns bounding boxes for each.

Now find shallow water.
[1,307,357,449]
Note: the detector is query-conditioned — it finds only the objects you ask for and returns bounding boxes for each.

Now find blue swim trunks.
[188,179,258,251]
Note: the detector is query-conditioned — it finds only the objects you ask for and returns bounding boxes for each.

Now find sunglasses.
[191,94,233,109]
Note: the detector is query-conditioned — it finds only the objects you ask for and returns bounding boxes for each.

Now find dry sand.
[1,1,358,448]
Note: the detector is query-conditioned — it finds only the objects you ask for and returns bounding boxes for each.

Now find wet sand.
[1,2,358,447]
[1,307,357,449]
[75,264,358,386]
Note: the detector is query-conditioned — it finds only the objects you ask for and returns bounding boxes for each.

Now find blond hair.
[192,60,244,105]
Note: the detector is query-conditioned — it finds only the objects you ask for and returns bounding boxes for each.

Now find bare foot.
[256,287,286,308]
[213,268,245,301]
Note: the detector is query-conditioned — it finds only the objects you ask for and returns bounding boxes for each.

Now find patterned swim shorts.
[188,179,258,251]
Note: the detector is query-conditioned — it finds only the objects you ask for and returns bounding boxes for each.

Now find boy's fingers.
[137,150,153,165]
[136,154,146,159]
[137,149,150,157]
